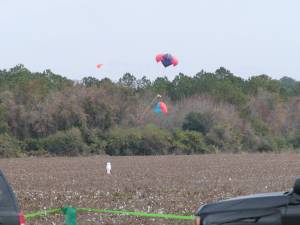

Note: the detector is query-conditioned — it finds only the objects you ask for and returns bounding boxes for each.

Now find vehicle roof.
[197,191,290,216]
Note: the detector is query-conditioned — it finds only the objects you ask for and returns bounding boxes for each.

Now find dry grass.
[1,153,300,224]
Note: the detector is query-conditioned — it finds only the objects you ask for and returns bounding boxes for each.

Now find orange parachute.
[96,64,103,69]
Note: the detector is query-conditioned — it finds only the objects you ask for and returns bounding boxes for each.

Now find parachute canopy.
[154,101,168,115]
[156,54,178,67]
[96,64,103,69]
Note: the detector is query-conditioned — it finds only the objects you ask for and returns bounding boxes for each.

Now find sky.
[1,0,300,81]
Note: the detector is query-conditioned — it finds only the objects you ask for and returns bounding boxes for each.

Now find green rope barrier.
[25,208,62,220]
[77,208,194,220]
[25,207,195,223]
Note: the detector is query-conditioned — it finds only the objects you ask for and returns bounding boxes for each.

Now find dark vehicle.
[195,178,300,225]
[0,170,25,225]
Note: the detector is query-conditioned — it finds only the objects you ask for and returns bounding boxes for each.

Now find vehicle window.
[0,176,14,209]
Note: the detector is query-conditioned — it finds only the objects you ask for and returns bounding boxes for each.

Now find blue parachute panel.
[153,103,162,113]
[161,54,173,67]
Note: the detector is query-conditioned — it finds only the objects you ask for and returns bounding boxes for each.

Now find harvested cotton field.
[0,153,299,224]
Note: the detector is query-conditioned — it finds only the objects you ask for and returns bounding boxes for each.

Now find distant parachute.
[154,101,168,115]
[96,64,103,69]
[155,54,178,67]
[137,95,168,123]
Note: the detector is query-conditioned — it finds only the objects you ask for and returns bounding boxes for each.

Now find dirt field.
[1,153,300,224]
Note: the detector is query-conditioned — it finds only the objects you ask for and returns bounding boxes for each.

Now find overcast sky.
[1,0,300,81]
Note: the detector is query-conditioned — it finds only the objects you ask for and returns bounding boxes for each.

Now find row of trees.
[0,64,299,157]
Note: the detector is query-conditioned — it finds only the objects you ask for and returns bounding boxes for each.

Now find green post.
[62,206,77,225]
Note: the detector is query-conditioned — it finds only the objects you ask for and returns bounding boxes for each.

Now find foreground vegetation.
[0,65,299,156]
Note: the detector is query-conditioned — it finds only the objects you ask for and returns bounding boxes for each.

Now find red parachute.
[155,53,178,67]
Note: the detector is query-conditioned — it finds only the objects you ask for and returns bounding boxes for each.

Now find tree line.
[0,64,299,157]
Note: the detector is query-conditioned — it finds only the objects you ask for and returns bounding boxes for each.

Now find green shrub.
[24,138,44,151]
[273,137,290,150]
[80,127,106,154]
[0,120,9,135]
[23,138,48,156]
[0,134,22,157]
[42,127,89,156]
[250,118,270,136]
[139,124,171,155]
[0,106,9,134]
[205,124,240,151]
[206,129,225,149]
[105,127,141,155]
[240,131,261,151]
[289,135,300,149]
[256,138,276,152]
[171,129,210,154]
[105,125,172,156]
[182,112,213,134]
